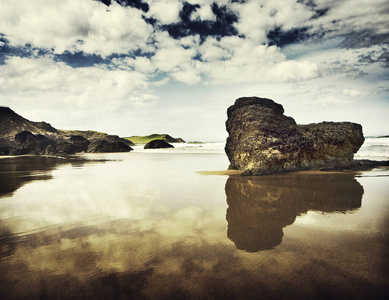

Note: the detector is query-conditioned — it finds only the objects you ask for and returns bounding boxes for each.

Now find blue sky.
[0,0,388,141]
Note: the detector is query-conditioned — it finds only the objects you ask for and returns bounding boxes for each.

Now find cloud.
[150,32,202,84]
[198,36,320,84]
[230,0,314,43]
[0,0,153,56]
[0,55,158,129]
[342,88,363,97]
[145,0,183,24]
[190,4,216,22]
[307,0,389,47]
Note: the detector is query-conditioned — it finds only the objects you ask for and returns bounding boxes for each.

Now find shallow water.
[0,153,388,299]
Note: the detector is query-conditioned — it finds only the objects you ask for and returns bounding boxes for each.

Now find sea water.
[131,136,389,159]
[0,138,388,299]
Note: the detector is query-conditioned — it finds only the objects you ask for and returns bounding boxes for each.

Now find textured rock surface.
[225,97,365,175]
[87,140,132,153]
[70,135,90,152]
[144,139,174,149]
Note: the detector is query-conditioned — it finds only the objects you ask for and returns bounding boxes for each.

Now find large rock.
[87,140,132,153]
[144,139,174,149]
[225,97,365,175]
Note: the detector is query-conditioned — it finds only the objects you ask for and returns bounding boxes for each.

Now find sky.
[0,0,388,141]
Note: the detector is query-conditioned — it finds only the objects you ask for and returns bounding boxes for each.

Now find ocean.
[132,136,389,160]
[0,137,388,299]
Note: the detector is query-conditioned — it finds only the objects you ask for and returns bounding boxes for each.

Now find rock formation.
[70,135,90,152]
[87,140,132,153]
[144,139,174,149]
[0,106,133,155]
[225,97,366,175]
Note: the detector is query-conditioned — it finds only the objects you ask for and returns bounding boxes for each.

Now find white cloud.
[190,4,216,22]
[199,36,320,84]
[342,89,363,97]
[0,0,153,56]
[0,56,158,130]
[145,0,183,24]
[230,0,314,43]
[150,32,201,84]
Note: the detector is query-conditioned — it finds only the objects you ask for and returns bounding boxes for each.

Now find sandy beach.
[0,151,388,299]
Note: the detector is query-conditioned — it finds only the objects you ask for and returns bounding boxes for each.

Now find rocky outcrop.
[164,134,185,143]
[0,106,134,155]
[13,131,38,155]
[70,135,90,152]
[36,134,57,154]
[87,140,132,153]
[144,139,174,149]
[225,97,366,175]
[56,143,77,154]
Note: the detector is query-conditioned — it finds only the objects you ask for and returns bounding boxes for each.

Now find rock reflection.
[226,173,364,252]
[0,156,102,196]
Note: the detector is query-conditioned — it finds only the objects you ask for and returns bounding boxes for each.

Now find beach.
[0,140,388,299]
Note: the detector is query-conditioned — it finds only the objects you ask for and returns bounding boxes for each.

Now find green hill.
[125,134,185,144]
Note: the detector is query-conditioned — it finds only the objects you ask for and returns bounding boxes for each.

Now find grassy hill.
[124,134,185,144]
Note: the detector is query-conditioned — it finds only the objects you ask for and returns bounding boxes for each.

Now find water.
[0,139,388,299]
[355,137,389,161]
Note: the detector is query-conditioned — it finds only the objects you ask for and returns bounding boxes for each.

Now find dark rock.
[14,131,37,154]
[144,139,174,149]
[70,135,91,152]
[87,140,132,153]
[36,134,57,155]
[164,134,185,143]
[45,144,55,155]
[56,143,77,154]
[103,135,135,147]
[0,138,13,155]
[225,97,366,175]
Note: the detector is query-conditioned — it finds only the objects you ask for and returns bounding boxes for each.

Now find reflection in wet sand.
[0,154,388,299]
[226,173,364,252]
[0,156,100,196]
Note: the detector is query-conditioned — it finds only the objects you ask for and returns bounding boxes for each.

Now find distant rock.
[0,106,134,155]
[56,142,77,154]
[144,139,174,149]
[61,130,135,146]
[225,97,366,175]
[87,140,133,153]
[70,135,90,153]
[36,134,57,155]
[164,134,185,143]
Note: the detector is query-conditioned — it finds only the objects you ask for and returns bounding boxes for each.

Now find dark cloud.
[162,2,238,42]
[0,39,52,65]
[267,27,310,47]
[340,31,389,49]
[358,47,389,68]
[98,0,149,12]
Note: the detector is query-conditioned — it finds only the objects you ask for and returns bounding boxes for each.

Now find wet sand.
[0,153,388,299]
